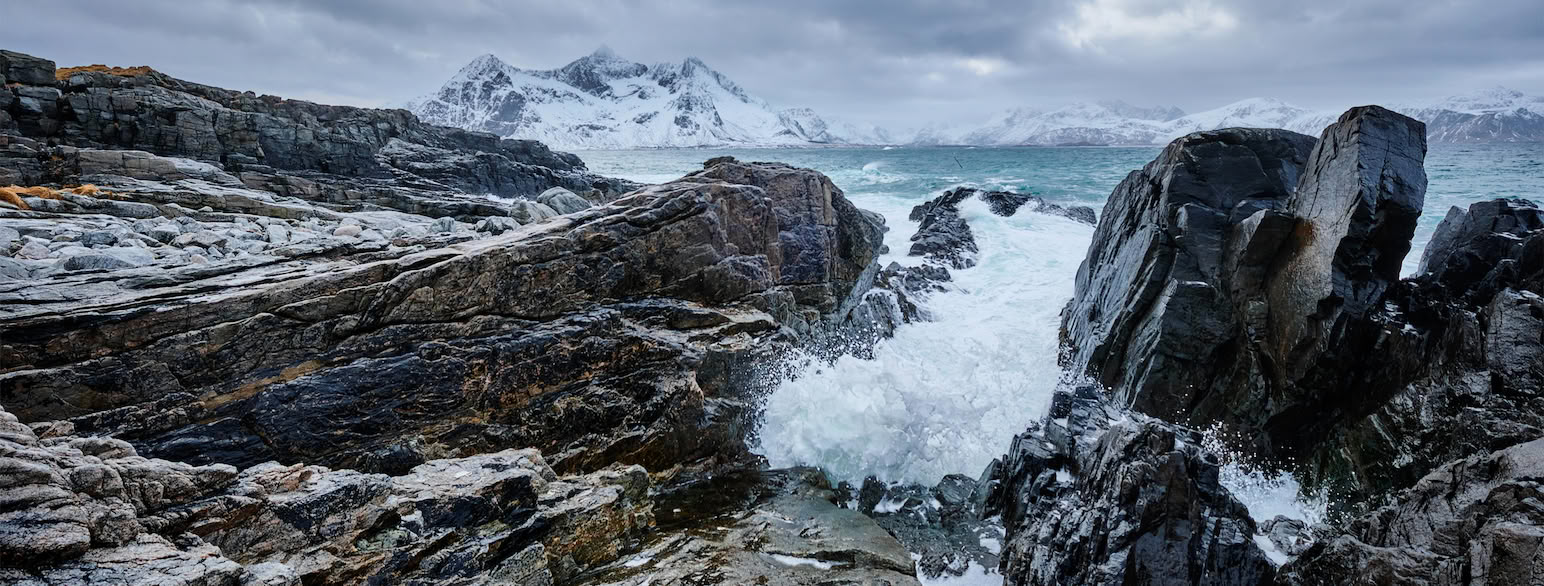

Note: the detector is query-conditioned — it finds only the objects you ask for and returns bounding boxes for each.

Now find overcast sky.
[11,0,1544,128]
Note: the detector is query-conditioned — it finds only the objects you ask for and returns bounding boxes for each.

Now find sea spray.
[756,195,1094,484]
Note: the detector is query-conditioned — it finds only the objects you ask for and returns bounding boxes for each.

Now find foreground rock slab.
[0,404,653,585]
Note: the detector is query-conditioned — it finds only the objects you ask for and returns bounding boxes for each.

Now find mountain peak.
[451,53,512,82]
[590,45,619,60]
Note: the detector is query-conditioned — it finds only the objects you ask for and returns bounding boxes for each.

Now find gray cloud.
[8,0,1544,129]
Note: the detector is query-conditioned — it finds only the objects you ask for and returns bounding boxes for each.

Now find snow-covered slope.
[929,88,1544,146]
[408,48,883,149]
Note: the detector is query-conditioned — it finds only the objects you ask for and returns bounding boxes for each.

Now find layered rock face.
[2,155,883,478]
[1,49,906,585]
[0,49,633,211]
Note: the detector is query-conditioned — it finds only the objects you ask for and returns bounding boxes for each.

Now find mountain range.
[406,47,889,150]
[408,49,1544,148]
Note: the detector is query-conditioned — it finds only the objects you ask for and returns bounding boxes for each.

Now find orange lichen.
[0,185,91,210]
[0,190,24,210]
[55,64,155,81]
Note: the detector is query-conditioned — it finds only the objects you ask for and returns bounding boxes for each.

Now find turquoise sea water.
[581,143,1544,519]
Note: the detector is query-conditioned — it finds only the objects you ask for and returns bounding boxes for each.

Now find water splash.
[1201,425,1328,526]
[756,196,1094,485]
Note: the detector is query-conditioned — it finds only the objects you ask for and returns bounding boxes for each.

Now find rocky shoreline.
[3,47,1542,585]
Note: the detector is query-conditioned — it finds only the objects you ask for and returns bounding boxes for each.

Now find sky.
[10,0,1544,128]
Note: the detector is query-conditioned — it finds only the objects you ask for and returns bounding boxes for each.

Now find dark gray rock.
[1418,197,1544,300]
[0,49,55,86]
[1059,126,1316,441]
[907,187,979,269]
[1278,438,1544,585]
[1265,105,1429,389]
[984,386,1276,585]
[1056,107,1445,484]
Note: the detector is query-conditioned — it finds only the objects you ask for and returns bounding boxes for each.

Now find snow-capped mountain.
[407,48,880,149]
[927,88,1544,146]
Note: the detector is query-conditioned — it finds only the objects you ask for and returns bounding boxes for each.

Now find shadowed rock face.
[1059,126,1317,432]
[1262,105,1428,408]
[1,156,885,477]
[983,386,1276,585]
[1058,108,1442,470]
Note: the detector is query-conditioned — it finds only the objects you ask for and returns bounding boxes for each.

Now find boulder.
[474,216,520,235]
[429,216,457,233]
[509,199,559,225]
[537,186,592,215]
[1264,105,1428,387]
[15,240,51,260]
[1056,107,1442,473]
[1059,127,1316,438]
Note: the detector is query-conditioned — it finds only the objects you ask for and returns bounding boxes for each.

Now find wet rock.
[588,467,921,585]
[858,476,1004,580]
[1058,108,1440,473]
[985,386,1277,585]
[1418,197,1544,302]
[908,187,979,269]
[1278,438,1544,585]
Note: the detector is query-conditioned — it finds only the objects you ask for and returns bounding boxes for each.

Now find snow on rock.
[408,48,884,149]
[916,87,1544,146]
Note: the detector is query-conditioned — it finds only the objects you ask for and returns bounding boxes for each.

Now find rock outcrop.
[0,404,653,585]
[1058,107,1444,472]
[982,386,1277,585]
[0,50,631,202]
[1306,197,1544,498]
[1,155,884,479]
[1038,104,1544,581]
[1278,437,1544,585]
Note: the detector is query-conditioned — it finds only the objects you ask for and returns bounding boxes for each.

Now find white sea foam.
[757,194,1094,485]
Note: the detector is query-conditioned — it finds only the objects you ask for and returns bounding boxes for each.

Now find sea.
[581,143,1544,524]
